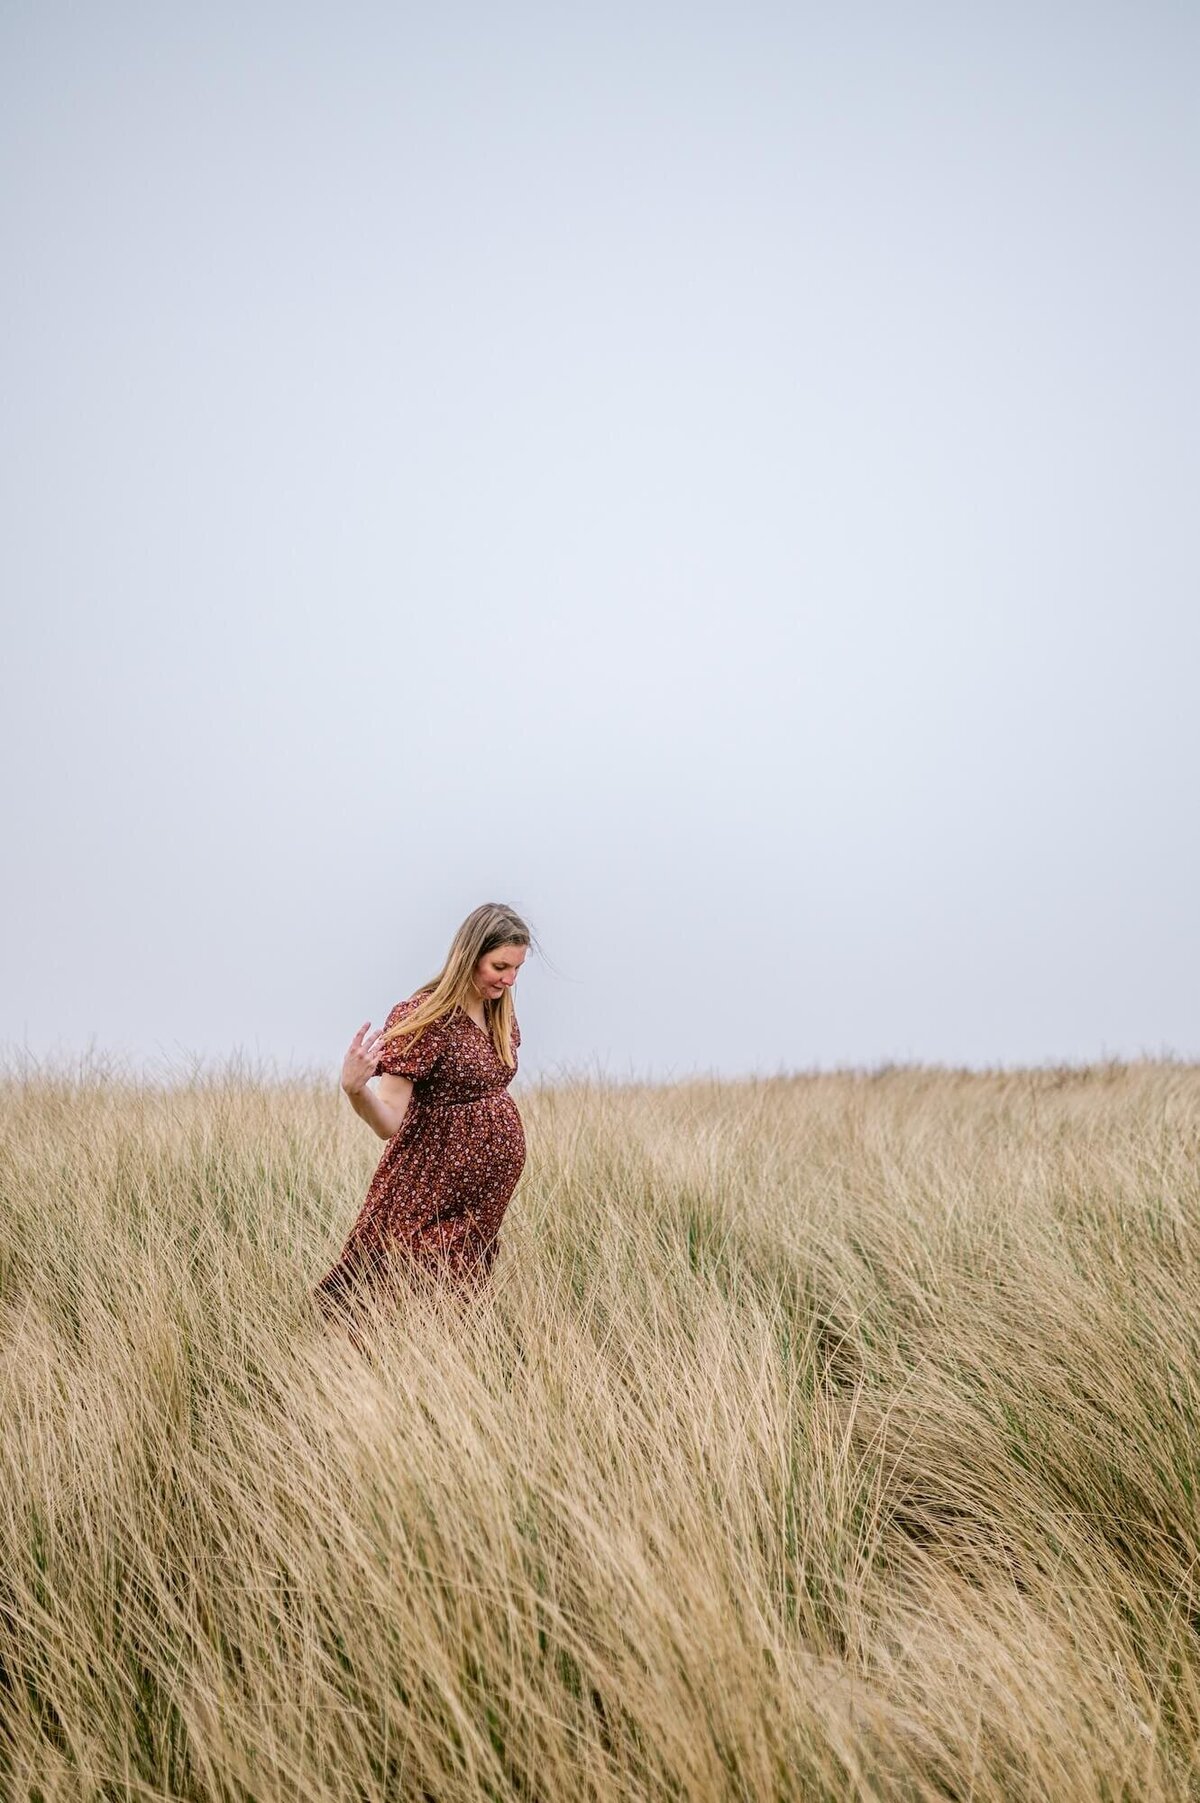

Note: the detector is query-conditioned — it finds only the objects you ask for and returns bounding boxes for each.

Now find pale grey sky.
[2,0,1196,1086]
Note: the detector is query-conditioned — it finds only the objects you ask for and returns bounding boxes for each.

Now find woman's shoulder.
[385,991,443,1026]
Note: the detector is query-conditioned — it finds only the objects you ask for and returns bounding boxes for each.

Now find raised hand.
[341,1021,390,1095]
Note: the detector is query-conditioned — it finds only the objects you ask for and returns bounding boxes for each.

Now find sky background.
[2,0,1196,1087]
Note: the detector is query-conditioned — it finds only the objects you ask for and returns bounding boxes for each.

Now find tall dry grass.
[3,1055,1200,1800]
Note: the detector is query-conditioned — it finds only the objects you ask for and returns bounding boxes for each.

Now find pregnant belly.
[462,1092,525,1186]
[401,1091,525,1197]
[417,1096,523,1244]
[352,1093,523,1256]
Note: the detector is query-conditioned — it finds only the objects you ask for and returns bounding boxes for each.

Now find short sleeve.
[374,998,447,1082]
[511,1016,521,1052]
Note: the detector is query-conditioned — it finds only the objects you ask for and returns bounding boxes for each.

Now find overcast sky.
[2,0,1196,1087]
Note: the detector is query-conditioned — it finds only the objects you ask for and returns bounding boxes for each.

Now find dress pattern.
[313,997,526,1316]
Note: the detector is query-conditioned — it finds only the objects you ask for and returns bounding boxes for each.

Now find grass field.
[3,1057,1200,1800]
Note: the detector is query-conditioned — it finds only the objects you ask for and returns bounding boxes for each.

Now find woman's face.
[473,943,527,1001]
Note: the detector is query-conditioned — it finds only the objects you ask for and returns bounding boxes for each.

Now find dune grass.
[2,1055,1200,1800]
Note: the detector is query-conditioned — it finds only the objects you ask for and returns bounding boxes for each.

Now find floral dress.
[313,998,526,1313]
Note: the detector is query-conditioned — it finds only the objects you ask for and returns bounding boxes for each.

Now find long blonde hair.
[381,902,534,1071]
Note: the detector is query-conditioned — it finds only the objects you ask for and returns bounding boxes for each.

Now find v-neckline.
[459,1005,490,1038]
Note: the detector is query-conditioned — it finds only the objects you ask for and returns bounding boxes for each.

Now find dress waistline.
[420,1093,505,1109]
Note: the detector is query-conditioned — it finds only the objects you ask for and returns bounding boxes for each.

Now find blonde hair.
[381,902,534,1071]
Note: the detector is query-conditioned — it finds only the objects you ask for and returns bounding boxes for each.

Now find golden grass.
[3,1056,1200,1800]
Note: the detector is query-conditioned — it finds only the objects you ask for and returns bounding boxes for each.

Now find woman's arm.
[343,1072,414,1141]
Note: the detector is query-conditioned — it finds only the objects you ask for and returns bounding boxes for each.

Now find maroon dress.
[313,997,526,1314]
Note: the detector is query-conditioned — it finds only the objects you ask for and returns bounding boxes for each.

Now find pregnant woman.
[313,902,531,1330]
